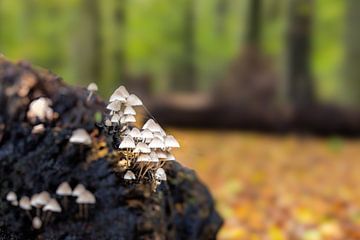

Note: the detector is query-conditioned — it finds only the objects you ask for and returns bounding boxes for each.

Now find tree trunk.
[170,0,196,92]
[286,0,315,108]
[246,0,262,47]
[344,0,360,106]
[215,0,229,34]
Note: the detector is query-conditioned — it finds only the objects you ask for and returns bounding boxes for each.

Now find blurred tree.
[246,0,262,47]
[113,0,127,85]
[170,0,196,92]
[215,0,229,34]
[287,0,315,107]
[344,0,360,105]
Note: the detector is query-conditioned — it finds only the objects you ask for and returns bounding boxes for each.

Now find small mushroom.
[140,129,154,142]
[27,97,54,123]
[124,106,136,115]
[19,196,32,220]
[124,170,136,180]
[164,135,180,148]
[56,181,72,210]
[76,190,96,219]
[128,127,142,139]
[106,100,123,112]
[119,136,136,149]
[32,216,42,230]
[31,192,50,217]
[72,184,86,197]
[43,199,62,223]
[155,168,167,181]
[123,115,136,124]
[134,142,151,154]
[166,152,176,161]
[87,83,98,101]
[69,129,92,146]
[6,191,17,206]
[32,124,45,134]
[148,137,165,149]
[109,86,129,102]
[126,94,143,106]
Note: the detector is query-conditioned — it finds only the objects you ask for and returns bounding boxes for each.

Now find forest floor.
[172,129,360,240]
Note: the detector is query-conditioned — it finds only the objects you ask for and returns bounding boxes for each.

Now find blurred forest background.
[2,0,360,239]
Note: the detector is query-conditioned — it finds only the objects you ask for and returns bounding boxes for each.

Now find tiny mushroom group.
[27,97,56,123]
[5,182,96,230]
[104,85,180,191]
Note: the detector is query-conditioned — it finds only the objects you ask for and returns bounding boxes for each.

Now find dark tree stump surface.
[0,58,222,240]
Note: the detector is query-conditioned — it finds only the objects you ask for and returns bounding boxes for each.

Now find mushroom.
[31,192,50,217]
[134,142,151,154]
[166,152,176,161]
[106,100,123,112]
[155,168,167,181]
[76,190,96,219]
[136,154,151,177]
[19,196,32,220]
[56,181,72,210]
[142,119,156,130]
[32,216,42,230]
[72,184,86,197]
[164,135,180,149]
[124,106,136,115]
[87,83,98,101]
[123,115,136,124]
[32,124,45,134]
[6,191,17,206]
[149,137,165,149]
[128,127,141,139]
[69,128,92,146]
[124,170,136,180]
[140,129,154,143]
[126,94,142,106]
[111,113,121,124]
[119,136,136,149]
[27,97,54,123]
[109,86,129,102]
[43,199,62,223]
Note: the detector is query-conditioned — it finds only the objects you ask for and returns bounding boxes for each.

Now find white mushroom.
[134,142,151,154]
[32,216,42,229]
[137,154,151,162]
[128,128,141,139]
[106,100,122,112]
[87,83,98,101]
[124,115,136,123]
[124,170,136,180]
[110,86,129,102]
[32,124,45,134]
[149,151,159,162]
[27,97,54,122]
[111,113,121,123]
[43,199,62,223]
[126,94,142,106]
[156,151,167,159]
[19,196,32,220]
[166,153,176,161]
[6,191,17,202]
[149,137,165,149]
[76,190,96,219]
[124,106,136,115]
[164,135,180,148]
[56,181,72,209]
[72,184,86,197]
[140,129,154,141]
[155,168,167,181]
[119,136,136,149]
[69,129,92,146]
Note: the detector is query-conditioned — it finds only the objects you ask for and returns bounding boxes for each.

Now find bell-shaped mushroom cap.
[149,137,165,149]
[134,142,151,153]
[111,113,121,123]
[32,216,42,229]
[140,129,154,140]
[72,184,86,197]
[124,106,136,115]
[87,83,98,92]
[19,196,32,210]
[137,154,151,162]
[106,100,122,111]
[153,132,164,142]
[76,190,96,204]
[6,191,17,202]
[28,97,52,121]
[149,151,159,162]
[43,199,62,212]
[119,136,136,149]
[110,85,129,100]
[124,170,136,180]
[166,153,176,161]
[105,119,112,127]
[142,119,155,129]
[32,124,45,134]
[126,94,142,106]
[164,135,180,148]
[124,115,136,123]
[156,151,167,159]
[56,182,72,196]
[69,129,92,145]
[128,128,141,139]
[38,191,50,205]
[142,119,161,132]
[155,168,167,181]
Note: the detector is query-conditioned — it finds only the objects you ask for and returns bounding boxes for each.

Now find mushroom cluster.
[103,86,180,190]
[5,182,95,230]
[27,97,57,123]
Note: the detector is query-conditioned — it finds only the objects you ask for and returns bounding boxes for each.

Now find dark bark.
[287,0,315,108]
[0,58,222,239]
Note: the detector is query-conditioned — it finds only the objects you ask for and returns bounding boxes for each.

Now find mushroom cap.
[124,106,136,115]
[112,86,129,99]
[126,94,142,106]
[166,153,176,161]
[28,97,53,121]
[128,128,141,138]
[164,135,180,148]
[149,151,159,162]
[87,82,98,92]
[6,191,17,202]
[140,129,154,140]
[11,200,18,206]
[137,154,151,162]
[149,137,165,149]
[134,142,151,153]
[72,184,86,197]
[105,119,112,127]
[124,115,136,123]
[153,132,164,142]
[119,136,136,149]
[19,196,32,210]
[69,129,92,145]
[106,100,122,111]
[56,182,72,196]
[156,151,167,159]
[43,199,62,212]
[142,119,162,132]
[31,192,50,207]
[32,124,45,134]
[155,168,167,181]
[124,170,136,180]
[32,217,42,229]
[76,190,96,204]
[111,113,121,123]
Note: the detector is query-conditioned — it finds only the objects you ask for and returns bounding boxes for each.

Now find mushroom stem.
[87,92,94,102]
[84,204,88,219]
[78,204,83,218]
[62,196,68,210]
[44,211,52,224]
[25,210,32,221]
[36,207,41,217]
